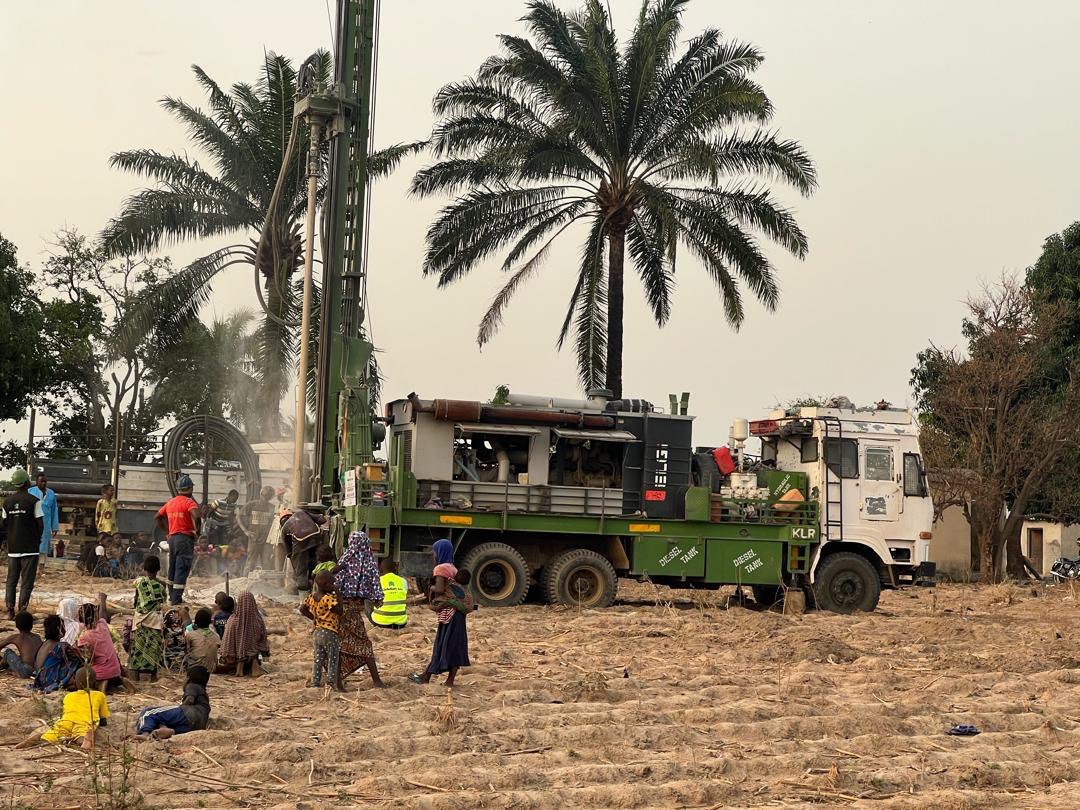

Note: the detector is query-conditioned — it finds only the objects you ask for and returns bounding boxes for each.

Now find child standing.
[300,570,343,690]
[185,608,220,672]
[95,484,117,544]
[311,544,338,578]
[134,665,211,740]
[17,667,109,750]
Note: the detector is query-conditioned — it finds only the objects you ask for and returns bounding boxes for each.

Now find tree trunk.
[605,229,626,399]
[1003,522,1027,580]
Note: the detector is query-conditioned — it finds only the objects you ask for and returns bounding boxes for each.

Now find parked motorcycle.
[1050,540,1080,580]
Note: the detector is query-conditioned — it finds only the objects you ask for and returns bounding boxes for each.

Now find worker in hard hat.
[154,476,201,605]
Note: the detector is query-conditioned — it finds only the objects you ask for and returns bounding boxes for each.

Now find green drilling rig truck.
[285,1,936,614]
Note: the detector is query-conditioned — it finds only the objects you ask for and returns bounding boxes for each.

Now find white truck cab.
[751,404,936,609]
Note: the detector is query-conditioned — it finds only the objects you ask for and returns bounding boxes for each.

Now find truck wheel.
[460,543,530,608]
[813,552,880,613]
[543,549,617,608]
[751,584,784,608]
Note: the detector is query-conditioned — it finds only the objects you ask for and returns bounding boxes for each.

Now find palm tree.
[102,51,420,437]
[412,0,816,397]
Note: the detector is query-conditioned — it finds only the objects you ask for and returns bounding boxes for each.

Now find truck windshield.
[864,447,893,481]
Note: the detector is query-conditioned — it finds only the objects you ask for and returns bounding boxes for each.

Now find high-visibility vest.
[372,573,408,626]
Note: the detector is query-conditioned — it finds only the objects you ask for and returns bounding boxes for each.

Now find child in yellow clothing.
[300,570,343,690]
[17,668,109,750]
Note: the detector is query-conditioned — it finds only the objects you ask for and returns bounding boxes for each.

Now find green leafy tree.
[412,0,816,396]
[101,51,422,437]
[35,230,172,462]
[1022,222,1080,525]
[0,234,52,422]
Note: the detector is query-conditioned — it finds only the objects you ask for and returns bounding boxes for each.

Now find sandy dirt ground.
[1,568,1080,809]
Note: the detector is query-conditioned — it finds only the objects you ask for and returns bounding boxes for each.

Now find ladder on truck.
[820,416,844,542]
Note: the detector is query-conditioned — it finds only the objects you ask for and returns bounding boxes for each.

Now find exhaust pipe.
[409,394,615,429]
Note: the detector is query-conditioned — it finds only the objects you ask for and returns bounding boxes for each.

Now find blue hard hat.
[176,474,194,492]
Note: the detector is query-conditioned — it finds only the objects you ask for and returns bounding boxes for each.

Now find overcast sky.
[3,0,1080,450]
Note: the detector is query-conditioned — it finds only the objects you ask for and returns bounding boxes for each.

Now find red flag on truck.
[712,446,736,475]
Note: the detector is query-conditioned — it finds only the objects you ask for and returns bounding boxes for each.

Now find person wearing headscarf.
[57,597,82,645]
[333,531,385,688]
[128,556,167,680]
[410,538,472,687]
[219,591,270,677]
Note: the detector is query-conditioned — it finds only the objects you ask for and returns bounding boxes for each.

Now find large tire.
[460,542,530,608]
[813,552,881,614]
[543,549,617,608]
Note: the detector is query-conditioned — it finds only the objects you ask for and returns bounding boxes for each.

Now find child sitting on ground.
[212,593,234,638]
[0,611,42,679]
[77,602,126,693]
[185,608,220,673]
[33,616,81,693]
[134,665,211,740]
[311,543,338,578]
[17,667,109,750]
[299,570,343,690]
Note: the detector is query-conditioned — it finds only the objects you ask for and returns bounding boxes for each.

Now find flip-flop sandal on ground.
[946,724,980,736]
[408,673,425,684]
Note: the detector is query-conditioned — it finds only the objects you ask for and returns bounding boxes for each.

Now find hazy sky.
[3,0,1080,450]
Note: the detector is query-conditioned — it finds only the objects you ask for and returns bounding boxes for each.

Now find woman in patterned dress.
[129,556,167,680]
[334,531,385,688]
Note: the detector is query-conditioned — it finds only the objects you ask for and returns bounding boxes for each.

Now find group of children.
[1,590,216,749]
[1,533,474,749]
[299,534,475,692]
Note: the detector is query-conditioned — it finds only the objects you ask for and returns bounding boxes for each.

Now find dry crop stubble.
[2,574,1080,807]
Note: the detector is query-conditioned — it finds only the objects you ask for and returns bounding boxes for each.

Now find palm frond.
[572,215,609,389]
[100,189,256,256]
[367,141,428,179]
[108,149,256,212]
[650,130,817,195]
[422,186,581,284]
[159,97,256,183]
[478,210,587,347]
[114,247,251,358]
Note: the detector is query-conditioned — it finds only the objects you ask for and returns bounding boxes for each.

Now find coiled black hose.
[162,416,261,501]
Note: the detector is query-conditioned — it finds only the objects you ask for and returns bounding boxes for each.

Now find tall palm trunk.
[605,227,626,398]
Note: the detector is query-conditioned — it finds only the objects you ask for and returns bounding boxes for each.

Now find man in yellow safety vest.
[371,558,408,628]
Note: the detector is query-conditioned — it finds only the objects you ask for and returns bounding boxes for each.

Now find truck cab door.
[861,444,900,521]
